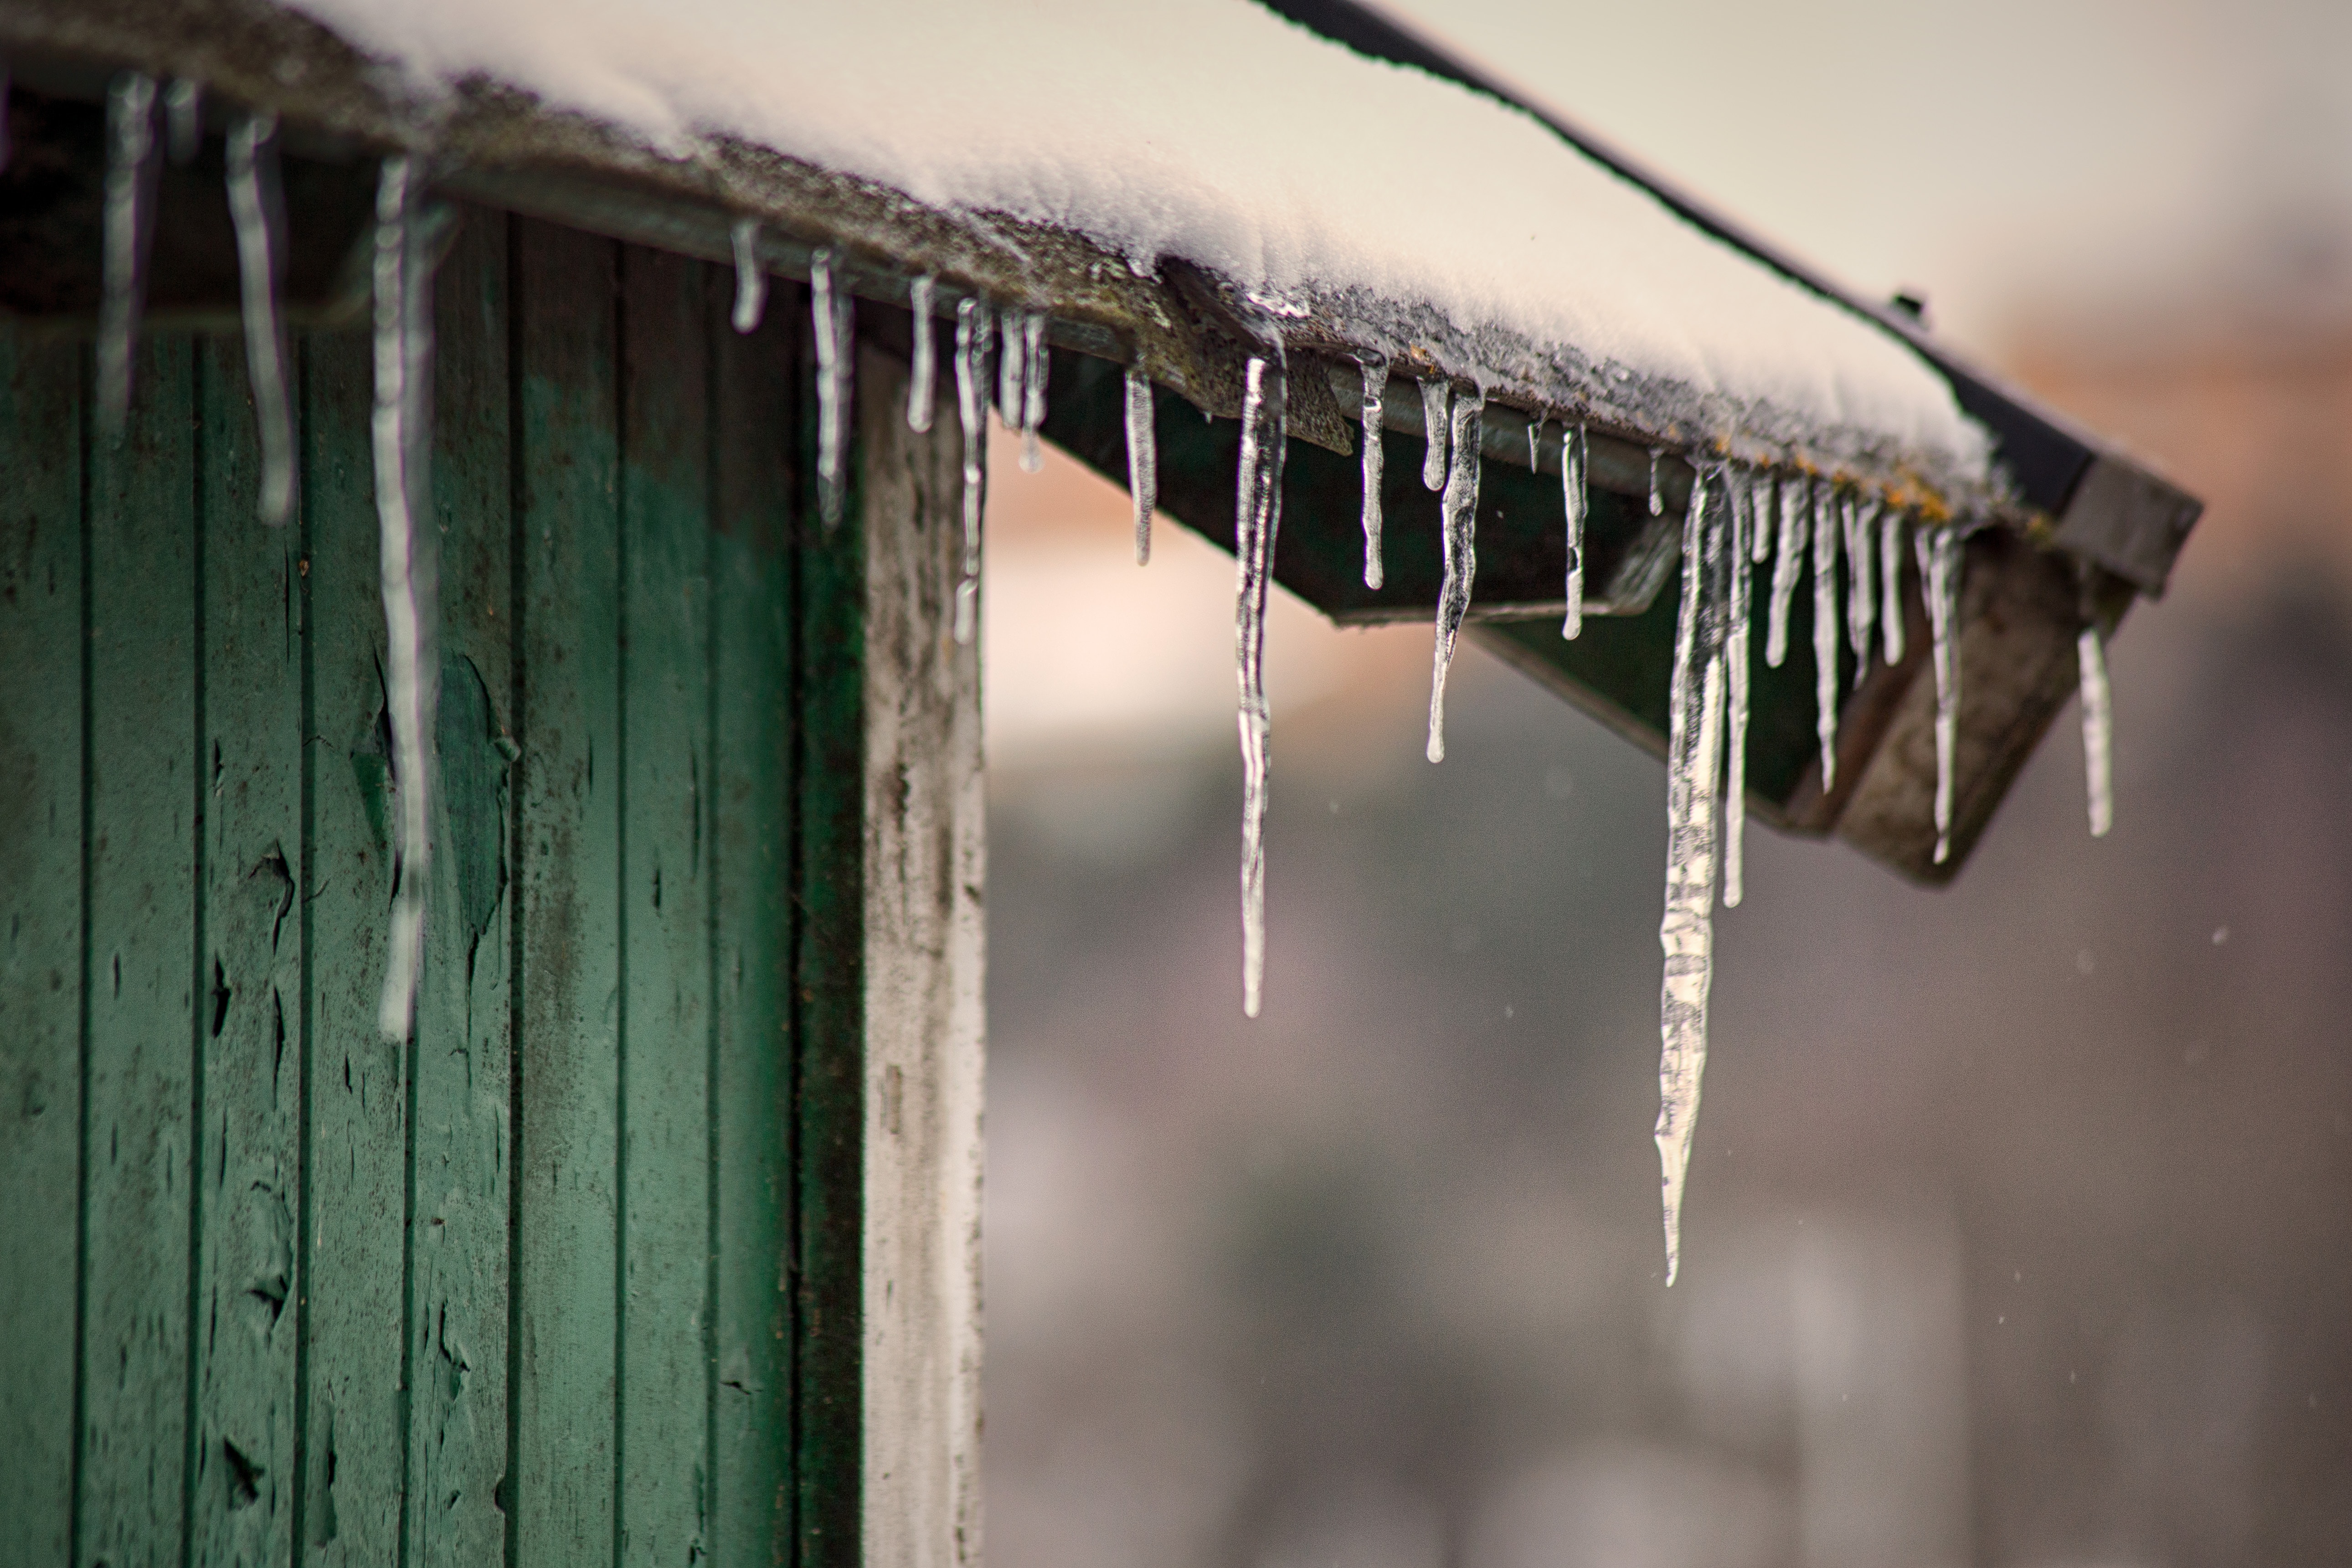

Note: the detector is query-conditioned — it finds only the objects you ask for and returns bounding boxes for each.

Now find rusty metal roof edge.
[4,0,2177,551]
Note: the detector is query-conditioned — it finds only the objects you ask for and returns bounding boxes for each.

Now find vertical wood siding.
[0,208,871,1568]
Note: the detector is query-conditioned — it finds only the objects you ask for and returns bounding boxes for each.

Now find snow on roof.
[280,0,1991,493]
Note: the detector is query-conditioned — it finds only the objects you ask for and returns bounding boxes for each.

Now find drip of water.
[1125,365,1156,566]
[1359,356,1388,589]
[1723,464,1753,909]
[1766,473,1807,668]
[1019,309,1048,473]
[98,72,159,438]
[1880,507,1907,664]
[812,249,854,529]
[1235,348,1290,1019]
[370,155,442,1042]
[1917,527,1965,863]
[1426,387,1485,764]
[1812,476,1842,787]
[1656,463,1724,1288]
[1648,446,1665,516]
[2078,624,2113,838]
[906,274,937,434]
[163,78,202,165]
[1845,493,1879,663]
[729,218,767,334]
[226,112,296,526]
[1561,422,1588,640]
[952,297,990,645]
[1420,379,1450,490]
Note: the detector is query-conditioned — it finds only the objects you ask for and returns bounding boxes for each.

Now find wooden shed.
[0,3,2198,1566]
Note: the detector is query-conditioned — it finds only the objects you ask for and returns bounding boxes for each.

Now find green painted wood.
[793,284,868,1568]
[408,211,515,1568]
[616,242,717,1568]
[511,215,625,1568]
[191,334,304,1568]
[708,272,801,1568]
[294,322,410,1566]
[80,334,200,1568]
[0,332,85,1568]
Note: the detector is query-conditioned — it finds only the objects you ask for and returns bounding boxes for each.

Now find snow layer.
[282,0,1987,472]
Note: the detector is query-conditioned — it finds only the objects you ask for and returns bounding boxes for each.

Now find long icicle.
[1425,386,1484,763]
[1235,347,1289,1018]
[1359,356,1388,588]
[952,297,989,645]
[1766,472,1807,667]
[1019,309,1048,473]
[226,112,296,526]
[1880,506,1907,664]
[1845,492,1878,664]
[1561,422,1588,640]
[905,275,937,433]
[1125,364,1157,565]
[2079,623,2113,838]
[1723,464,1753,909]
[371,154,441,1040]
[812,249,853,528]
[1419,378,1450,490]
[1812,477,1843,786]
[98,72,159,437]
[729,218,767,334]
[1657,463,1724,1287]
[1918,526,1964,862]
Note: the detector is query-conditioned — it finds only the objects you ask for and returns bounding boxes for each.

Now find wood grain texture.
[855,341,986,1568]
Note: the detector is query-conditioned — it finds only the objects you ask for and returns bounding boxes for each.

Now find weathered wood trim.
[856,342,987,1568]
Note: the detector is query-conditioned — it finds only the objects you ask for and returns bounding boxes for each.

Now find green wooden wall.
[0,209,867,1568]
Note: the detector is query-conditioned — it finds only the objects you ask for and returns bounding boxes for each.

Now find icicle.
[812,249,853,529]
[997,305,1026,428]
[1751,470,1776,564]
[163,78,202,165]
[1844,493,1879,664]
[1359,356,1388,589]
[1766,473,1807,668]
[1234,347,1289,1019]
[905,274,937,434]
[1125,365,1156,566]
[1019,309,1047,473]
[226,113,296,526]
[370,154,441,1042]
[1917,527,1964,863]
[98,72,159,439]
[1812,477,1842,787]
[1648,446,1665,516]
[1419,378,1450,490]
[952,297,989,645]
[1561,422,1588,640]
[1426,387,1485,763]
[1723,465,1753,910]
[1527,412,1545,470]
[2078,624,2113,838]
[1656,463,1724,1288]
[729,218,767,334]
[1879,507,1907,665]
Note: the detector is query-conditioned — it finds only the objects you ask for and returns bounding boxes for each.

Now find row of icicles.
[77,67,2117,1283]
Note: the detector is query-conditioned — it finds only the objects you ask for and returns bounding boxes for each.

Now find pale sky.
[1379,0,2352,355]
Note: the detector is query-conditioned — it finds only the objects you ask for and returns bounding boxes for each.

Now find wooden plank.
[855,340,985,1568]
[295,325,412,1565]
[0,331,86,1568]
[615,243,716,1568]
[79,333,199,1568]
[793,283,866,1568]
[708,265,800,1568]
[190,335,304,1568]
[406,209,517,1568]
[511,216,623,1568]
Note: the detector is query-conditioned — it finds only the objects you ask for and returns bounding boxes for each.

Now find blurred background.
[980,3,2352,1565]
